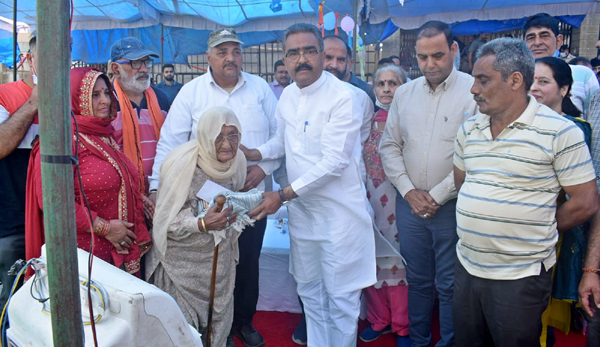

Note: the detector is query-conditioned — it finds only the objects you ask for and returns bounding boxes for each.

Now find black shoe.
[291,316,307,345]
[226,333,236,347]
[233,323,265,347]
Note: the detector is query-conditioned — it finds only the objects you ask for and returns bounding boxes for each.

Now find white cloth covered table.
[257,217,302,314]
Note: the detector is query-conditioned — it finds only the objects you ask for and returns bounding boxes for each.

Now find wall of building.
[575,13,600,60]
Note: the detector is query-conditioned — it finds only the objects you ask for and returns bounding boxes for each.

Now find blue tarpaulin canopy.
[0,37,18,68]
[0,1,598,64]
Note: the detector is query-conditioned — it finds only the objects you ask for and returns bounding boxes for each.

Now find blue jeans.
[396,195,457,347]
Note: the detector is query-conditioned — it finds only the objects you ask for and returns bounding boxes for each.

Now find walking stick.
[206,195,226,347]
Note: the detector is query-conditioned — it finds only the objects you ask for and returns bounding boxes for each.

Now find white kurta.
[149,68,279,192]
[260,71,376,295]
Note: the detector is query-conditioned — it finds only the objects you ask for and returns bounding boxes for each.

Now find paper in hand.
[196,180,232,202]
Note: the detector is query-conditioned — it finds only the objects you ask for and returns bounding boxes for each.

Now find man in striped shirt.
[109,37,170,195]
[453,38,598,347]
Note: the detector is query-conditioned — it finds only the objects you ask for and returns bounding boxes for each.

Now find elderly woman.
[360,64,411,346]
[146,106,246,347]
[26,67,152,277]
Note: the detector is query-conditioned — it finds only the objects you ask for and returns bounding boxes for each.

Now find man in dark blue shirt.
[155,64,184,105]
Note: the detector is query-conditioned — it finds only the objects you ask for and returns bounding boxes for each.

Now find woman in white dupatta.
[146,106,246,347]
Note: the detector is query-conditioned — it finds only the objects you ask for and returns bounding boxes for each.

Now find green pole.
[37,0,85,346]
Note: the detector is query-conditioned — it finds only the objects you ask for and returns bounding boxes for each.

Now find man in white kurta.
[149,29,278,347]
[246,23,376,347]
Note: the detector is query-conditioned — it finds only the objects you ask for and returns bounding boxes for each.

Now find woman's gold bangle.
[200,217,207,232]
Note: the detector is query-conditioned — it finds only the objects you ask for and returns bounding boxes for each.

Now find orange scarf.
[113,79,164,192]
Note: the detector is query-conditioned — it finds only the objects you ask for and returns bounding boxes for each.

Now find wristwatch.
[278,188,291,207]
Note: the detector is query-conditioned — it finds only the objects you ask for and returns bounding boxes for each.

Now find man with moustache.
[454,38,598,347]
[269,60,290,99]
[155,63,184,105]
[379,21,478,347]
[243,23,376,347]
[109,37,170,196]
[149,28,278,347]
[285,34,376,345]
[319,35,375,105]
[523,13,598,114]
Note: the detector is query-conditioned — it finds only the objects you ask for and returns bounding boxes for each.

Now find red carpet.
[233,311,587,346]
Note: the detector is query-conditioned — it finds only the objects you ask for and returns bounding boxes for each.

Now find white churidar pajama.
[259,71,377,347]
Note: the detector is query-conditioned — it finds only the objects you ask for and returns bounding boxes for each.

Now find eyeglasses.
[284,48,320,61]
[116,59,153,69]
[215,133,240,145]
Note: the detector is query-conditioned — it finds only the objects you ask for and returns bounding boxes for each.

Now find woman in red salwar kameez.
[25,67,152,277]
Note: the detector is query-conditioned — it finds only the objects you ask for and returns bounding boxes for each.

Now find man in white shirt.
[288,34,376,345]
[523,13,599,115]
[149,28,278,347]
[243,23,376,347]
[379,21,478,347]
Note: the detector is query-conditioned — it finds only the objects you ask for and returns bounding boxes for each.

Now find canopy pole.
[37,0,85,345]
[161,24,164,68]
[13,0,17,81]
[352,0,358,75]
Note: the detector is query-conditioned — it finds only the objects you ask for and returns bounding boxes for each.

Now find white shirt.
[345,83,374,183]
[149,68,279,191]
[570,64,599,115]
[259,71,376,294]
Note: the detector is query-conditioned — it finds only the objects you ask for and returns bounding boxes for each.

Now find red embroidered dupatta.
[25,67,151,277]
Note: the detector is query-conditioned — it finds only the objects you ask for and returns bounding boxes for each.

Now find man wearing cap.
[109,37,170,198]
[149,28,278,347]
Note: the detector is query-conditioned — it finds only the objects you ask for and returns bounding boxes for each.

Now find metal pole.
[351,0,358,75]
[13,0,17,81]
[161,24,164,68]
[37,0,85,346]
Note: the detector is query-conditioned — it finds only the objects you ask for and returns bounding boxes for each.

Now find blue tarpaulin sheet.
[2,1,598,63]
[0,37,18,68]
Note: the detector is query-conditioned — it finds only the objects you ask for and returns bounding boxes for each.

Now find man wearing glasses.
[243,23,376,347]
[149,28,278,347]
[108,37,170,199]
[523,13,598,114]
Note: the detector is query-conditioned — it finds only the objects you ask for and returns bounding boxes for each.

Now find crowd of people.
[3,10,600,347]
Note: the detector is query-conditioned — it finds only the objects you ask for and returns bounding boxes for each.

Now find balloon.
[340,16,355,32]
[323,12,336,31]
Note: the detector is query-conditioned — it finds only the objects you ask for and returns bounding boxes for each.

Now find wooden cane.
[206,195,226,347]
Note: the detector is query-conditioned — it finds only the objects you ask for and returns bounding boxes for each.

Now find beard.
[164,75,174,82]
[117,65,150,94]
[325,67,347,80]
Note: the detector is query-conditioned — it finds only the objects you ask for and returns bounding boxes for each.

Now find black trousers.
[453,259,552,347]
[587,307,600,347]
[232,217,267,327]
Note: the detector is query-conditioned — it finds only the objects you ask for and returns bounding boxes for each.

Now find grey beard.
[118,74,150,94]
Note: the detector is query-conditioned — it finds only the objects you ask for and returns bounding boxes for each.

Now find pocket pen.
[304,121,308,132]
